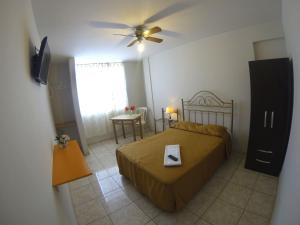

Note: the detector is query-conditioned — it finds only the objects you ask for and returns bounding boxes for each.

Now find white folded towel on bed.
[164,144,182,167]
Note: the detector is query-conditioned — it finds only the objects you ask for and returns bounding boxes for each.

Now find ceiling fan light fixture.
[143,30,150,37]
[137,42,144,52]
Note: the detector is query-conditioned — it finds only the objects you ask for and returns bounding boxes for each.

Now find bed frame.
[155,91,234,135]
[181,91,234,135]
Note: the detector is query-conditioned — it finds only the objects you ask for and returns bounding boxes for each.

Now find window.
[75,62,128,116]
[75,62,128,140]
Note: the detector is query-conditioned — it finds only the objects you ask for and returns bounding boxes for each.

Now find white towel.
[164,144,182,166]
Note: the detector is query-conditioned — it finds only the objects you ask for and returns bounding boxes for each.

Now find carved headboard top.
[184,91,232,108]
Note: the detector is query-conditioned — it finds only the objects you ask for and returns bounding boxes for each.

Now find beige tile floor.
[69,132,278,225]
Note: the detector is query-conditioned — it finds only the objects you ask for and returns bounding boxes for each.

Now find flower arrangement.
[55,134,70,148]
[125,105,136,114]
[130,105,136,112]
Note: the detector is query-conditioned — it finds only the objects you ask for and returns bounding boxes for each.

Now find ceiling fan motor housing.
[135,25,145,40]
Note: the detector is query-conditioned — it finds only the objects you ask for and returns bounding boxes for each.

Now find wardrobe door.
[268,58,292,174]
[248,62,272,145]
[247,60,276,174]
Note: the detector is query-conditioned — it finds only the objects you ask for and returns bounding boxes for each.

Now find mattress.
[116,123,231,211]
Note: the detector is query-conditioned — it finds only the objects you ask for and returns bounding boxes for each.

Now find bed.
[116,91,234,212]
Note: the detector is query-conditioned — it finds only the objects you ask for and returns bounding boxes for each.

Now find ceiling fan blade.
[89,21,131,29]
[145,26,162,36]
[127,39,139,47]
[116,35,134,47]
[145,36,163,43]
[113,34,135,37]
[144,1,197,24]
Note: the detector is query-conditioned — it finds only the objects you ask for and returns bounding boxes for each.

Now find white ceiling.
[31,0,281,62]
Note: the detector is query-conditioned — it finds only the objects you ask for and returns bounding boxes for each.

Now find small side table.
[52,140,92,186]
[110,114,143,144]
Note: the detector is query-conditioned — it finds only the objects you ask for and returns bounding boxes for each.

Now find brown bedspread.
[116,123,231,211]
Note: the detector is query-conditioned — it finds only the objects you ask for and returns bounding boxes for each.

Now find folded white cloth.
[164,144,182,166]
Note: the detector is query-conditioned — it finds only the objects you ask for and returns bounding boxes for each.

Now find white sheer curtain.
[75,62,128,142]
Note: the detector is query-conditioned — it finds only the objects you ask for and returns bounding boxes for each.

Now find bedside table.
[168,119,178,127]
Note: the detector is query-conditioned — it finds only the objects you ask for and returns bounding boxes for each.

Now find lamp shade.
[166,106,175,114]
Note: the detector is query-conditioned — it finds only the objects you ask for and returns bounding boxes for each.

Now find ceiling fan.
[89,1,198,48]
[113,25,163,47]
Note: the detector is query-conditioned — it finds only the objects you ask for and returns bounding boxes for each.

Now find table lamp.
[165,106,175,119]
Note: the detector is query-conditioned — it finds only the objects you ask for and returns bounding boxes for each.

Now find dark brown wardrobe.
[245,58,293,176]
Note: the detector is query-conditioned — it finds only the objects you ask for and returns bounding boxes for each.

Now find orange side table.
[52,140,92,186]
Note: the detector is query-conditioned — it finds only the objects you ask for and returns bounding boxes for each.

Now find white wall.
[49,62,75,124]
[0,1,76,225]
[143,58,156,130]
[271,1,300,224]
[124,61,147,107]
[254,37,287,60]
[48,61,82,150]
[69,58,89,154]
[143,21,284,151]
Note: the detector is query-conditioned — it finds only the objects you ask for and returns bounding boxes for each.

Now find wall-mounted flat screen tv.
[31,36,51,85]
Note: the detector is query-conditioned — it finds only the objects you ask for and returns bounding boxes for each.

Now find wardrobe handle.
[264,111,267,128]
[256,159,271,164]
[257,149,273,154]
[271,111,274,128]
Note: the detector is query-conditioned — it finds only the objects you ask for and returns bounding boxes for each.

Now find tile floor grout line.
[189,154,244,225]
[234,171,260,225]
[107,201,152,225]
[188,209,201,224]
[195,155,246,225]
[85,214,110,225]
[107,215,115,225]
[234,157,264,225]
[149,219,158,225]
[151,212,160,222]
[251,188,277,197]
[106,201,133,216]
[193,164,234,225]
[107,201,134,215]
[132,197,159,220]
[235,189,254,225]
[71,186,99,208]
[71,176,125,210]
